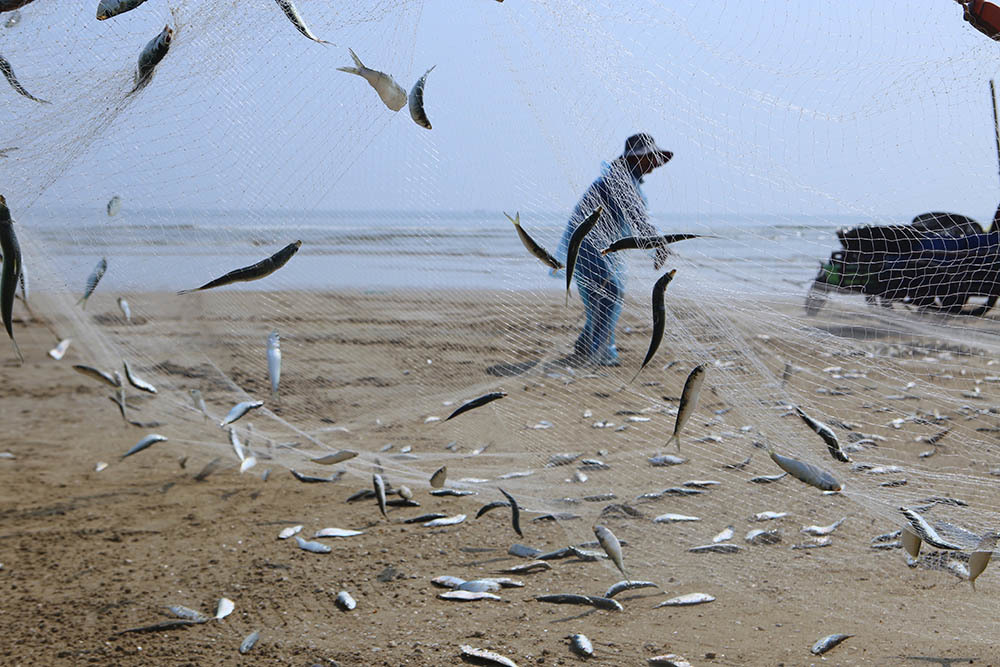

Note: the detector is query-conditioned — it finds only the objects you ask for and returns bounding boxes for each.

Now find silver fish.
[498,488,522,537]
[459,645,518,667]
[219,400,263,428]
[655,592,715,607]
[0,196,23,362]
[569,634,593,658]
[688,543,742,554]
[129,25,172,96]
[337,48,406,111]
[439,590,501,602]
[899,506,963,550]
[668,363,707,450]
[167,605,208,623]
[768,450,842,492]
[117,297,131,322]
[277,525,302,539]
[73,364,120,387]
[648,655,692,667]
[630,269,677,382]
[274,0,331,44]
[408,65,435,129]
[121,434,167,459]
[430,465,447,488]
[795,406,850,463]
[311,450,357,465]
[431,575,466,588]
[444,390,506,421]
[801,517,846,536]
[0,55,49,104]
[500,560,551,574]
[107,195,122,216]
[712,526,735,543]
[535,594,622,611]
[294,536,331,553]
[239,630,260,654]
[179,241,301,294]
[748,472,786,483]
[77,258,107,309]
[564,207,603,306]
[752,511,787,521]
[313,527,363,538]
[648,454,687,466]
[123,359,157,394]
[96,0,148,20]
[605,580,658,598]
[458,580,500,593]
[229,427,245,462]
[745,528,782,545]
[267,330,281,398]
[505,212,563,270]
[423,513,466,527]
[48,338,71,361]
[593,524,627,580]
[335,590,357,611]
[374,473,387,518]
[810,633,852,656]
[190,389,208,419]
[653,513,701,523]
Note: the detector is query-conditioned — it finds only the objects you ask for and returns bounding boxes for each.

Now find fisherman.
[556,133,673,366]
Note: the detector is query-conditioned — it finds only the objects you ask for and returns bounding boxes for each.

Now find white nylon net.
[6,0,1000,657]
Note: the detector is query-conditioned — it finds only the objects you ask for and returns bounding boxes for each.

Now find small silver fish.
[569,634,593,658]
[96,0,148,20]
[0,196,23,363]
[668,363,707,450]
[565,207,603,306]
[505,211,563,270]
[219,400,263,428]
[768,450,842,492]
[748,472,786,483]
[374,473,387,518]
[129,25,172,96]
[76,258,107,309]
[605,580,658,598]
[121,433,167,459]
[439,590,501,602]
[294,536,331,554]
[655,592,715,607]
[335,590,357,611]
[48,339,71,361]
[431,575,466,588]
[311,450,357,465]
[752,511,788,521]
[267,330,281,398]
[107,195,122,216]
[500,560,551,574]
[688,543,742,554]
[536,594,622,611]
[458,580,500,593]
[274,0,332,44]
[179,242,302,294]
[313,527,364,538]
[745,528,782,545]
[167,605,209,623]
[795,406,850,463]
[648,654,693,667]
[653,513,700,523]
[117,297,131,322]
[648,454,687,466]
[337,48,406,111]
[277,525,302,540]
[0,55,49,104]
[239,630,260,654]
[810,633,852,656]
[593,524,627,580]
[123,359,157,394]
[408,65,435,130]
[459,645,517,667]
[423,513,466,527]
[801,517,846,536]
[498,488,522,537]
[712,526,735,543]
[430,465,447,488]
[73,364,120,387]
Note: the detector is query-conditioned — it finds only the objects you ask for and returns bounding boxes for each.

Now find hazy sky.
[5,0,1000,221]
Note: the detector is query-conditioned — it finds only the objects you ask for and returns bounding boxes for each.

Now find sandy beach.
[2,289,1000,666]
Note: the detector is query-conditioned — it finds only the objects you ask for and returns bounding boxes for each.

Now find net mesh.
[7,0,1000,656]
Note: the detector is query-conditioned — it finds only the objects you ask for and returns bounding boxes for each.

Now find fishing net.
[7,0,1000,656]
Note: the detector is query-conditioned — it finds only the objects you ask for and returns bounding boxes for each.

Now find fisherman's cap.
[622,133,673,165]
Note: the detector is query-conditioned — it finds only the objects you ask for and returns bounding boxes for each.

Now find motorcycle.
[805,212,1000,316]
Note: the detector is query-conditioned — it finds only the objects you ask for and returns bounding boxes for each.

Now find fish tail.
[76,295,88,309]
[10,336,22,365]
[970,578,977,592]
[337,48,363,74]
[176,288,194,295]
[503,211,518,226]
[628,367,642,384]
[348,47,363,67]
[667,434,680,451]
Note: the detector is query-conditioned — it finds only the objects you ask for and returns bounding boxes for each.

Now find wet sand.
[1,289,999,665]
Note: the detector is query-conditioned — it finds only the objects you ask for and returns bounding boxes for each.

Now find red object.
[966,0,1000,40]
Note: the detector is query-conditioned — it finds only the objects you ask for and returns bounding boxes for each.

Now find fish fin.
[336,65,361,76]
[970,578,977,591]
[667,434,680,451]
[503,211,518,226]
[9,337,22,365]
[348,47,363,68]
